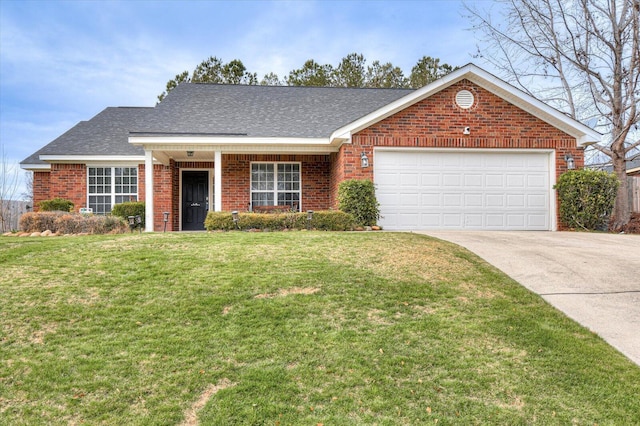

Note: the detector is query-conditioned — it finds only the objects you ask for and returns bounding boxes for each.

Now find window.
[88,167,138,214]
[250,163,300,210]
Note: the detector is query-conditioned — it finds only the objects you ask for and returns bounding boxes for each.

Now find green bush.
[111,202,145,225]
[307,210,355,231]
[337,179,380,226]
[554,169,619,231]
[19,212,128,234]
[38,198,74,212]
[204,210,354,231]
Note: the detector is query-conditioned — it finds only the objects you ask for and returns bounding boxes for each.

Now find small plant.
[337,179,380,226]
[554,169,619,231]
[38,197,74,212]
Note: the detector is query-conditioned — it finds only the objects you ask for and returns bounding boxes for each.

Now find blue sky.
[1,0,494,196]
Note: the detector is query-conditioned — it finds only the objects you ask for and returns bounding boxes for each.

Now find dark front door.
[182,171,208,230]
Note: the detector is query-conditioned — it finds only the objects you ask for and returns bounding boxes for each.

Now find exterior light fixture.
[128,215,142,233]
[231,210,239,229]
[463,126,471,135]
[187,151,194,157]
[306,210,314,230]
[163,212,170,232]
[564,153,575,170]
[360,152,369,168]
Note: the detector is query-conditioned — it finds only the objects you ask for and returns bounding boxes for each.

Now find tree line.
[157,53,457,102]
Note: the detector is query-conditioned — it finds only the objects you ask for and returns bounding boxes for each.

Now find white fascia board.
[20,163,51,171]
[330,63,601,147]
[628,167,640,175]
[38,155,145,163]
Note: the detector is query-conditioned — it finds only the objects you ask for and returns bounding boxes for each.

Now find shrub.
[554,169,619,231]
[337,179,380,226]
[111,202,145,225]
[204,210,354,231]
[307,210,355,231]
[39,198,74,212]
[20,211,66,232]
[19,211,128,234]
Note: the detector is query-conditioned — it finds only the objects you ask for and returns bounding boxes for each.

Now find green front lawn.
[1,232,638,424]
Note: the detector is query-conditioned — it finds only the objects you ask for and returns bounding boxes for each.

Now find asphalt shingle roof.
[21,107,154,165]
[138,84,414,138]
[22,84,415,165]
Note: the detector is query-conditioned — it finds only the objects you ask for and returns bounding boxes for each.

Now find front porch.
[141,152,334,232]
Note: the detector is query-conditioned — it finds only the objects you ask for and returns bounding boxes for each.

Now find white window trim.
[87,166,139,214]
[250,161,302,211]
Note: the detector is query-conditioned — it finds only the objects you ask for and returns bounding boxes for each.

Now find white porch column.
[214,150,222,212]
[144,149,155,232]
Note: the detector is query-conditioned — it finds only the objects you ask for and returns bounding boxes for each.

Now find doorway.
[182,171,208,230]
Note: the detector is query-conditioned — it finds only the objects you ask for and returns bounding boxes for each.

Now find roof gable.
[330,64,601,146]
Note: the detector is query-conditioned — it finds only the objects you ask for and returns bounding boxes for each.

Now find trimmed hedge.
[111,202,146,225]
[554,169,619,231]
[337,179,380,226]
[38,198,74,212]
[19,212,128,234]
[204,210,355,231]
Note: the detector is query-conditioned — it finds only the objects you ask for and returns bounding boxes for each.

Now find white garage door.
[375,150,551,230]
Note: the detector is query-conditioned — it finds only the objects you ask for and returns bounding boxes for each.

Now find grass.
[1,232,639,425]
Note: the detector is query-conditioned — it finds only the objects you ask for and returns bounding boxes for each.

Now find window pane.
[252,193,274,206]
[251,163,274,190]
[88,166,137,214]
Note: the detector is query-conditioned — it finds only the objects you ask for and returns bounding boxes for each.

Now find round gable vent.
[455,90,475,109]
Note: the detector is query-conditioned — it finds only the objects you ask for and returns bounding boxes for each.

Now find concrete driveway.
[419,231,640,366]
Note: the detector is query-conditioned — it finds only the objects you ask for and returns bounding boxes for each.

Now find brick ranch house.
[21,64,600,232]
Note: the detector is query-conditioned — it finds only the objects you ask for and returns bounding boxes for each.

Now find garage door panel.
[486,174,505,187]
[485,214,505,227]
[506,175,525,188]
[528,214,548,227]
[507,215,526,227]
[507,194,525,207]
[421,174,440,186]
[464,174,483,186]
[421,193,440,206]
[465,214,483,227]
[527,194,547,208]
[375,151,551,230]
[419,213,441,226]
[443,194,462,206]
[443,214,462,226]
[400,173,419,186]
[527,174,547,188]
[376,172,400,185]
[400,193,419,206]
[486,194,505,207]
[442,174,462,187]
[464,193,483,207]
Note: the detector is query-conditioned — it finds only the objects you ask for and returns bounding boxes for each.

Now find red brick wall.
[33,171,51,211]
[329,80,583,211]
[222,154,331,212]
[47,164,87,212]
